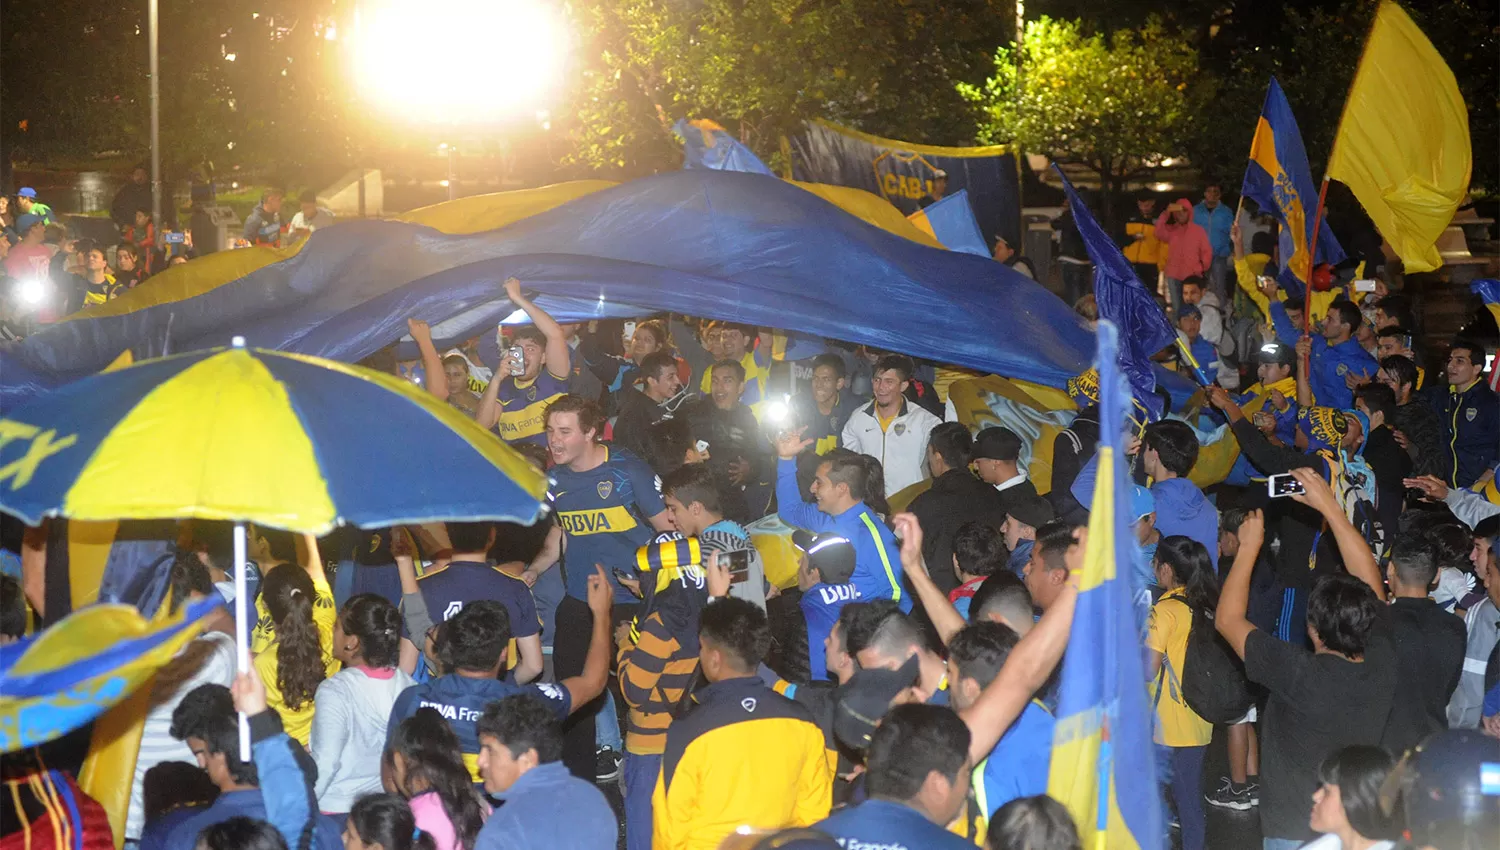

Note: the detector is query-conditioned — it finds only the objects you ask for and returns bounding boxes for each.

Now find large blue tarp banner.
[2,171,1089,408]
[789,120,1021,251]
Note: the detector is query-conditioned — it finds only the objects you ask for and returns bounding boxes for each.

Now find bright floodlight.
[18,278,46,305]
[353,0,567,124]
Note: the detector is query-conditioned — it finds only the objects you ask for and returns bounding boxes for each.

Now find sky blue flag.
[1053,166,1175,420]
[3,171,1094,407]
[675,119,776,176]
[1241,78,1345,298]
[1046,320,1163,849]
[908,189,990,256]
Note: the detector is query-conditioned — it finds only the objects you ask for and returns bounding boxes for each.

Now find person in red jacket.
[1155,198,1213,315]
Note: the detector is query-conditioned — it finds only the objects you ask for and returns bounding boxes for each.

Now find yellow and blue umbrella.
[0,339,548,533]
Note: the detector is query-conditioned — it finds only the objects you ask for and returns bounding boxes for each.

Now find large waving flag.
[675,119,776,176]
[907,189,990,256]
[1048,320,1163,849]
[0,596,223,752]
[1326,1,1470,273]
[1054,166,1176,420]
[1241,78,1346,296]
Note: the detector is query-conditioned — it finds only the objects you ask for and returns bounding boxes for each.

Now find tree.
[959,16,1203,223]
[559,0,1011,176]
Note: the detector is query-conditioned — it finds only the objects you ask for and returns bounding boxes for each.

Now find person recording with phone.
[474,277,572,446]
[660,463,767,610]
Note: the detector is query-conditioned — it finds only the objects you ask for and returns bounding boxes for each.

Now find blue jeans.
[596,689,623,750]
[624,752,661,850]
[1156,743,1208,850]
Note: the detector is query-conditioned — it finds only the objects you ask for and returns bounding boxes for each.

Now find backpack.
[1177,602,1255,724]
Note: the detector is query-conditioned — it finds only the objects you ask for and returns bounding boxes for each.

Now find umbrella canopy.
[0,341,547,533]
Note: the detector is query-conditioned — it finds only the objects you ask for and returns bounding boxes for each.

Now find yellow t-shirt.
[1147,589,1212,747]
[876,410,896,433]
[250,570,337,657]
[253,640,340,746]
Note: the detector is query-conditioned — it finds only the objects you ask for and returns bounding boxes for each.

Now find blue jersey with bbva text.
[387,674,570,782]
[550,446,666,601]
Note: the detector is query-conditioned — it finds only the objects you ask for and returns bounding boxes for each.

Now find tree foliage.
[959,16,1203,207]
[560,0,1010,175]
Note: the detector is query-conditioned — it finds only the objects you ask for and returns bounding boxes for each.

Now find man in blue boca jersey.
[774,426,908,611]
[1271,298,1377,411]
[477,277,572,446]
[543,394,674,780]
[386,583,613,784]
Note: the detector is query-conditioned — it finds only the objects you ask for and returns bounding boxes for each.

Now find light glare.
[353,0,568,123]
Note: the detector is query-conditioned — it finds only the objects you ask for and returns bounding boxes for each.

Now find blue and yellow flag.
[675,118,776,176]
[906,189,989,256]
[1471,279,1500,393]
[1047,320,1163,850]
[1326,1,1470,274]
[1055,166,1175,421]
[1241,78,1345,297]
[0,596,222,753]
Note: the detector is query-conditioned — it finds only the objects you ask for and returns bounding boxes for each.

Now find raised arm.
[891,513,967,645]
[407,318,448,400]
[1295,335,1314,409]
[774,430,832,532]
[960,528,1083,763]
[1215,509,1263,658]
[1288,467,1384,600]
[393,530,434,675]
[559,565,614,711]
[475,370,505,431]
[504,277,571,379]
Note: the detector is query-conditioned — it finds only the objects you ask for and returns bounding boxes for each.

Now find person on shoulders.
[813,704,978,850]
[841,355,943,498]
[474,695,617,850]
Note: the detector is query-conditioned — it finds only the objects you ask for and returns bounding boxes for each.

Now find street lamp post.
[149,0,162,226]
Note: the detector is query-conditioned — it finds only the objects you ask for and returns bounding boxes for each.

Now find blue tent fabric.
[675,119,776,176]
[3,171,1092,407]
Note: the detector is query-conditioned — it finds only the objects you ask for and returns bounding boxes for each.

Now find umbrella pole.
[233,522,251,761]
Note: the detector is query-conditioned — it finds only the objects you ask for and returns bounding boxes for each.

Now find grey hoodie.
[310,665,416,812]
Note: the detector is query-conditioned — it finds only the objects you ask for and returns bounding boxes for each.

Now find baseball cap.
[833,654,920,753]
[932,169,947,179]
[1007,494,1055,530]
[1130,485,1155,522]
[17,187,37,199]
[1178,304,1202,321]
[1258,341,1296,367]
[13,214,41,235]
[972,427,1022,462]
[792,530,855,585]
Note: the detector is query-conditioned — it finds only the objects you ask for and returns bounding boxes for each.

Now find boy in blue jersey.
[1270,298,1377,410]
[544,394,674,780]
[396,520,543,684]
[794,530,859,682]
[774,427,908,611]
[476,277,572,446]
[386,575,612,784]
[947,621,1054,822]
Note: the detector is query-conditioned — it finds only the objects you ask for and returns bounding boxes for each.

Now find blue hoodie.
[1150,477,1219,558]
[475,761,616,850]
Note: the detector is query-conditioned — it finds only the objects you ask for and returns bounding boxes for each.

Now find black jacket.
[612,387,674,459]
[1049,406,1100,525]
[907,468,1009,596]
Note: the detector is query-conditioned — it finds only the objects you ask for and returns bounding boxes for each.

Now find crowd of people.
[3,176,1500,850]
[0,179,330,337]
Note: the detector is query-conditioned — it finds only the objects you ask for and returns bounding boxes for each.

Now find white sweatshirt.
[310,665,416,812]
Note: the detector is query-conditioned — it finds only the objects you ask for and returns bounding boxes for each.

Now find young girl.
[344,794,435,850]
[311,594,415,817]
[1146,536,1219,850]
[253,565,334,746]
[383,709,488,850]
[1303,746,1399,849]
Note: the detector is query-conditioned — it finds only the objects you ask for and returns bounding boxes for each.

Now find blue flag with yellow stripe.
[0,596,222,752]
[1047,320,1163,850]
[1241,78,1345,297]
[906,189,989,256]
[675,118,776,176]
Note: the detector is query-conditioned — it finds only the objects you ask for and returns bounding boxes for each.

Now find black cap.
[972,427,1022,462]
[833,654,920,753]
[793,530,855,585]
[1383,729,1500,848]
[1008,494,1055,530]
[1258,341,1297,367]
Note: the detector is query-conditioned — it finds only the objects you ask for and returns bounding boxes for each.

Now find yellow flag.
[1326,1,1470,273]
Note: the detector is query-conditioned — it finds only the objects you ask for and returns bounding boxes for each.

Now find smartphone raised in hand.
[1267,472,1306,499]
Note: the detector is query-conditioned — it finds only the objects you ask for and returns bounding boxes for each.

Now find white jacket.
[841,399,942,498]
[311,665,416,812]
